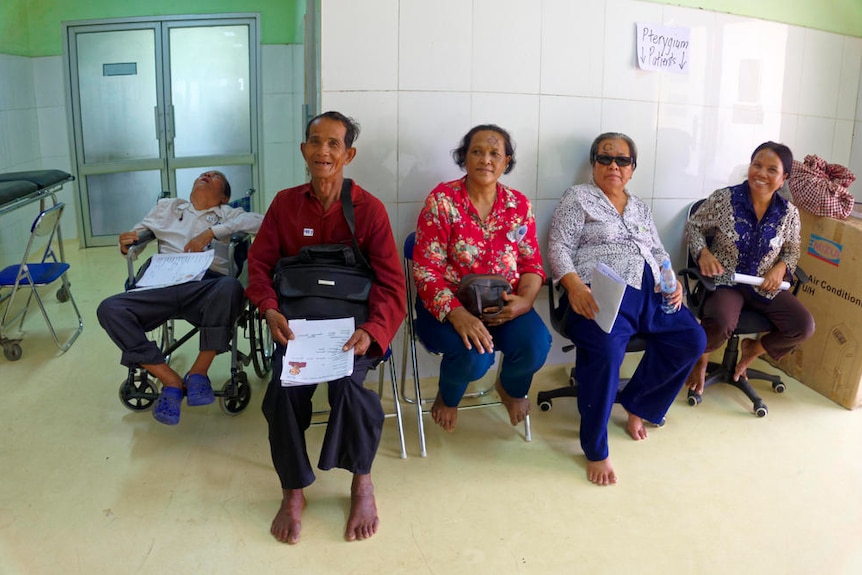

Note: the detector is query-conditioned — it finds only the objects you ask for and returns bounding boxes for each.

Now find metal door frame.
[63,14,262,248]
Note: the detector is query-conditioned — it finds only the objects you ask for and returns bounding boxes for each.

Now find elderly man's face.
[301,117,356,180]
[190,171,228,208]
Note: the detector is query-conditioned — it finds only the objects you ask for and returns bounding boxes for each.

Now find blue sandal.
[153,386,183,425]
[184,373,215,406]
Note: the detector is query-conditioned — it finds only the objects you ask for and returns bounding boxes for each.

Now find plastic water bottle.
[660,259,678,314]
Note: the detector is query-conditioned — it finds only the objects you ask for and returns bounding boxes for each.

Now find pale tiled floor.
[2,243,862,575]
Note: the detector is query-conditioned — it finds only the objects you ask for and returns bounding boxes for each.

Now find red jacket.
[246,181,405,356]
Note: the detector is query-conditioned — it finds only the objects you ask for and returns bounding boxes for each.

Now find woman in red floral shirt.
[413,124,551,432]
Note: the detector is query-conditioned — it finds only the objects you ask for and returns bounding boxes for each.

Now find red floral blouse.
[413,177,545,322]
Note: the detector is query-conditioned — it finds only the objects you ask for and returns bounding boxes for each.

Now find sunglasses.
[594,154,635,167]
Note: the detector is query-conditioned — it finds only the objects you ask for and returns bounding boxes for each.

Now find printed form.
[281,318,355,386]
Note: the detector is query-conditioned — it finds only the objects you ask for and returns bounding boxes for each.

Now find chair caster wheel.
[3,342,22,361]
[754,403,768,417]
[773,381,786,393]
[118,374,158,411]
[687,392,701,407]
[539,400,552,412]
[219,373,251,415]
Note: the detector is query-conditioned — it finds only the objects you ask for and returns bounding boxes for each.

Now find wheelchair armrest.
[125,230,157,286]
[126,230,156,260]
[228,232,253,280]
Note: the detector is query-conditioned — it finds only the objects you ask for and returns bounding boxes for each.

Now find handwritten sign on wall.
[636,23,690,74]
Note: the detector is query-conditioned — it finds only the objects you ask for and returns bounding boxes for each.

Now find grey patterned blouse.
[548,181,670,289]
[685,183,800,300]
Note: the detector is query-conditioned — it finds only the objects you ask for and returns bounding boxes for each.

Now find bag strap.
[340,178,373,270]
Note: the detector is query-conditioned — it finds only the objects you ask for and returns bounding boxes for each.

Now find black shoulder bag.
[273,179,375,324]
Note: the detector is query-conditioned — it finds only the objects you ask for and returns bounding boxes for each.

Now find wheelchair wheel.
[118,374,159,411]
[250,306,273,378]
[220,371,252,415]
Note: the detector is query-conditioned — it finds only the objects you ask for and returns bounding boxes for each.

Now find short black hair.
[305,111,361,148]
[452,124,516,174]
[589,132,638,169]
[751,141,793,176]
[215,170,231,199]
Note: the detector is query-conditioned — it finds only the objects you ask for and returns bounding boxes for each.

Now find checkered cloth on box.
[788,154,856,219]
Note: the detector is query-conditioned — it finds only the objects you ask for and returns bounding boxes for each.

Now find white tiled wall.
[320,0,862,367]
[0,54,67,267]
[321,0,862,261]
[261,43,305,208]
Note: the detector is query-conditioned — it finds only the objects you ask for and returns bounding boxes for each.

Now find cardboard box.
[770,208,862,409]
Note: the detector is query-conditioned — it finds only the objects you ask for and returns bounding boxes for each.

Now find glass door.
[64,15,261,247]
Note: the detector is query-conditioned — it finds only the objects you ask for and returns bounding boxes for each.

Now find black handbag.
[456,274,511,319]
[273,179,375,324]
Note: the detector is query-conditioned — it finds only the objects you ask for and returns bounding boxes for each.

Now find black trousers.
[262,348,384,489]
[97,275,245,367]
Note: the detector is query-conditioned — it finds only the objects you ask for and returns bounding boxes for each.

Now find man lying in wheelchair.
[97,171,265,425]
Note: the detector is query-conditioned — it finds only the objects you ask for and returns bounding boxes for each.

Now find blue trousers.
[564,265,705,461]
[414,300,552,406]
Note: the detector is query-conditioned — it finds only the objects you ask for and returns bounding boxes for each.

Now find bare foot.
[733,338,765,381]
[271,488,305,544]
[345,474,379,541]
[495,379,530,426]
[626,412,648,441]
[586,458,617,486]
[686,353,709,395]
[431,393,458,432]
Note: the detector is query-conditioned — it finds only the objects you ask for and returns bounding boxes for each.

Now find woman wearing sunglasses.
[547,132,705,486]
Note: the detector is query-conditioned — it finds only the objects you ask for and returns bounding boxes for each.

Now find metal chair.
[311,348,407,459]
[679,199,808,417]
[0,202,83,361]
[400,231,531,458]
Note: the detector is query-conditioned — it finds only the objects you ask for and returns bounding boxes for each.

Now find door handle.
[154,106,163,142]
[166,104,176,145]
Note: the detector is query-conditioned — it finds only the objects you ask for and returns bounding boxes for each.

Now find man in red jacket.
[246,111,405,545]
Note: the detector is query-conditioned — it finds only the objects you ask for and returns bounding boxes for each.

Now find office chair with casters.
[537,279,657,425]
[679,199,808,417]
[400,231,531,457]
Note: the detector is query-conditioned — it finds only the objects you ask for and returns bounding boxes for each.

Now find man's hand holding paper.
[281,318,356,386]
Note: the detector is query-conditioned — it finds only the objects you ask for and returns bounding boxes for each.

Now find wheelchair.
[115,228,273,416]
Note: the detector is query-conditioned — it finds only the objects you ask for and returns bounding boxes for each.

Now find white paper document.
[134,251,214,289]
[732,273,790,291]
[281,318,355,386]
[591,263,627,334]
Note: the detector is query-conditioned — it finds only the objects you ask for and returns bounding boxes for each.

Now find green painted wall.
[646,0,862,38]
[0,0,303,57]
[0,0,30,56]
[1,0,861,57]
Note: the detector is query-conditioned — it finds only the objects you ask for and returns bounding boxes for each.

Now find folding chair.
[400,231,531,458]
[0,202,83,361]
[311,348,407,459]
